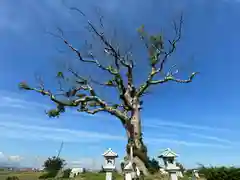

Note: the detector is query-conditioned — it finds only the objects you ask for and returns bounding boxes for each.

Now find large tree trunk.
[125,98,149,175]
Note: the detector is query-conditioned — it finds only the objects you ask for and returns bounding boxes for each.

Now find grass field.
[0,171,120,180]
[0,171,43,180]
[0,171,204,180]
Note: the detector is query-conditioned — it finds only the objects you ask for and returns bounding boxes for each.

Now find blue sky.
[1,0,240,170]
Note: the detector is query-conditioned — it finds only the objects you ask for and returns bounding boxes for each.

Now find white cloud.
[189,133,233,144]
[0,152,4,159]
[0,112,231,148]
[0,121,125,143]
[8,155,23,162]
[0,152,23,167]
[146,138,232,149]
[146,120,232,132]
[0,95,50,110]
[0,92,236,149]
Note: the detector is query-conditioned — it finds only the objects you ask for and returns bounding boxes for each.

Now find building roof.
[102,148,118,157]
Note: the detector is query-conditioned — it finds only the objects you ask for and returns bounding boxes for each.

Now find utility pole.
[57,141,64,158]
[55,141,64,179]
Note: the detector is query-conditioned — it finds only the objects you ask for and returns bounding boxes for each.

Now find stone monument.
[102,148,118,180]
[158,148,180,180]
[124,161,134,180]
[192,169,200,180]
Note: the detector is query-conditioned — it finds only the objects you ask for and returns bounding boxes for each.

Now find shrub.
[43,156,65,172]
[198,165,240,180]
[39,171,58,179]
[62,168,71,178]
[147,158,160,174]
[5,176,19,180]
[176,162,185,173]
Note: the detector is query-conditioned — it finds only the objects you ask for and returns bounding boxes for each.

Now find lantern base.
[103,166,116,172]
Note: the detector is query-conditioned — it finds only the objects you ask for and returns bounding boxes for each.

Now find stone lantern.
[124,161,134,180]
[192,169,200,180]
[158,148,180,180]
[102,148,118,180]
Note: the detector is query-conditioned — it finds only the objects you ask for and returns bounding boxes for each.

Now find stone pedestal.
[106,171,113,180]
[125,172,132,180]
[124,161,134,180]
[169,172,178,180]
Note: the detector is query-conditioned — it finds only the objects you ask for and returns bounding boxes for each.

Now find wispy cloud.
[144,119,236,148]
[0,91,106,118]
[189,133,233,144]
[0,111,232,148]
[0,91,236,149]
[8,155,23,162]
[0,151,23,164]
[146,120,232,132]
[0,121,125,143]
[0,94,50,110]
[146,138,232,149]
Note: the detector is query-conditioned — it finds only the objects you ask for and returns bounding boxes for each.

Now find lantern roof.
[158,148,178,158]
[102,148,118,158]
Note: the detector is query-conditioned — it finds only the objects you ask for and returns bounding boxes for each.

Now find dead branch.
[19,9,198,128]
[137,14,198,97]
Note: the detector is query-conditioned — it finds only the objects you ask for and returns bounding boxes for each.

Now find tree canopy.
[43,156,66,172]
[18,8,198,174]
[19,11,198,123]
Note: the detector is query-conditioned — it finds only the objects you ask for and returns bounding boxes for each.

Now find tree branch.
[70,7,135,110]
[78,107,105,114]
[19,79,129,124]
[150,72,199,84]
[136,14,198,97]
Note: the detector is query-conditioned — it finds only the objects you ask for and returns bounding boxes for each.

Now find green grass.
[0,171,43,180]
[77,172,122,180]
[0,171,205,180]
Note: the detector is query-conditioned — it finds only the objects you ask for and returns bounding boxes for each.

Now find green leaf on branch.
[57,104,65,113]
[137,25,145,33]
[46,105,65,118]
[107,65,118,74]
[137,25,147,39]
[150,56,157,66]
[149,34,164,50]
[18,82,33,90]
[165,76,174,81]
[105,80,115,86]
[56,72,64,79]
[46,109,61,118]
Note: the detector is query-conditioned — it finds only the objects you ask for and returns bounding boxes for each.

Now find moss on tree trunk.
[126,137,149,168]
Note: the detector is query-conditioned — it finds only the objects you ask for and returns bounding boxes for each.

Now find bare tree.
[19,9,198,174]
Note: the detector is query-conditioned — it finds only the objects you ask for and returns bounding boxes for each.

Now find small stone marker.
[158,148,180,180]
[124,161,134,180]
[102,148,118,180]
[192,170,200,180]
